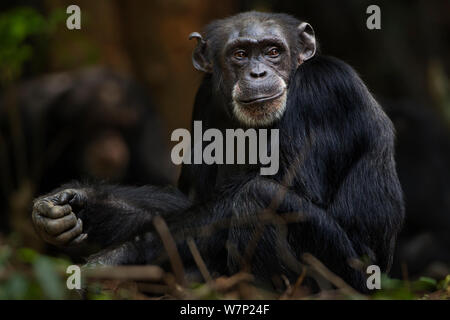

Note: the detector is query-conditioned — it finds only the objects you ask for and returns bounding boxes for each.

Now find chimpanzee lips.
[238,89,285,105]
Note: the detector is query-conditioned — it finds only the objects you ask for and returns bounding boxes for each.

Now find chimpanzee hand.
[32,189,88,247]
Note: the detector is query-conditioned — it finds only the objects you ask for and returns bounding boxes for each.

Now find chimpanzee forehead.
[227,20,286,43]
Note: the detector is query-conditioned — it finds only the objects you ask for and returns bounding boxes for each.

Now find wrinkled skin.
[191,16,315,126]
[32,189,88,246]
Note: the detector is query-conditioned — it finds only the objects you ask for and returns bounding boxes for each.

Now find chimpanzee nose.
[250,70,267,78]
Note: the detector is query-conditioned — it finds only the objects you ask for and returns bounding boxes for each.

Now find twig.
[84,265,164,281]
[153,215,186,286]
[213,272,254,292]
[302,253,366,299]
[186,237,212,283]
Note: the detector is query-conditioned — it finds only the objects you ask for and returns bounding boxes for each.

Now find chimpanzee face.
[222,23,291,126]
[190,13,316,127]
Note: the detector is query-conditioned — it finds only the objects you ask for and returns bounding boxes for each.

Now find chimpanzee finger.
[42,212,78,235]
[32,210,47,233]
[46,204,72,219]
[33,200,55,217]
[57,189,78,205]
[57,189,87,208]
[69,191,87,208]
[69,233,88,246]
[54,218,84,245]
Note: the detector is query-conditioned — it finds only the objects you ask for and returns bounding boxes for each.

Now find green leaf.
[17,247,39,263]
[6,273,29,299]
[33,256,66,299]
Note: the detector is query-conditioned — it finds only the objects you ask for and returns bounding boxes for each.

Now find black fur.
[37,13,404,293]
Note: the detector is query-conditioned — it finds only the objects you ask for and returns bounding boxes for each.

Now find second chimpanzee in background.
[31,12,404,292]
[0,68,174,236]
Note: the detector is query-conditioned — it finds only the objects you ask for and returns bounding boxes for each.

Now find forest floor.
[0,236,449,300]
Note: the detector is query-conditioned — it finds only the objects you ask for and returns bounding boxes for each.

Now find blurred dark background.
[0,0,449,281]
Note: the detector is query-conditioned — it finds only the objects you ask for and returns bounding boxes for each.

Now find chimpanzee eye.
[267,47,280,57]
[233,50,247,60]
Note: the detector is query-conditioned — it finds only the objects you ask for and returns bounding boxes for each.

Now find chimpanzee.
[31,12,404,292]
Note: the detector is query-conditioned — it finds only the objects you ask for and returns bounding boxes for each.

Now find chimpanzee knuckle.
[32,197,42,209]
[45,214,76,235]
[57,189,75,204]
[61,213,78,230]
[32,201,39,212]
[69,218,83,235]
[56,220,83,244]
[35,200,54,216]
[33,198,43,208]
[48,206,60,218]
[33,214,47,233]
[32,215,46,236]
[49,204,72,218]
[44,219,62,235]
[31,207,39,221]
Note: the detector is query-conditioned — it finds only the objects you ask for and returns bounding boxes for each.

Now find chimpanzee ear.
[189,32,213,73]
[297,22,316,63]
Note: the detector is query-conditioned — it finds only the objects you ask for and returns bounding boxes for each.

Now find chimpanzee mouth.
[238,89,286,105]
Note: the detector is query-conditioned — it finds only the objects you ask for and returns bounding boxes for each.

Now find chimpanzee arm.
[31,183,191,248]
[73,183,191,247]
[324,149,405,271]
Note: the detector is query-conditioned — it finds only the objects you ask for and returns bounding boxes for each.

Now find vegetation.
[0,6,64,85]
[1,236,448,300]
